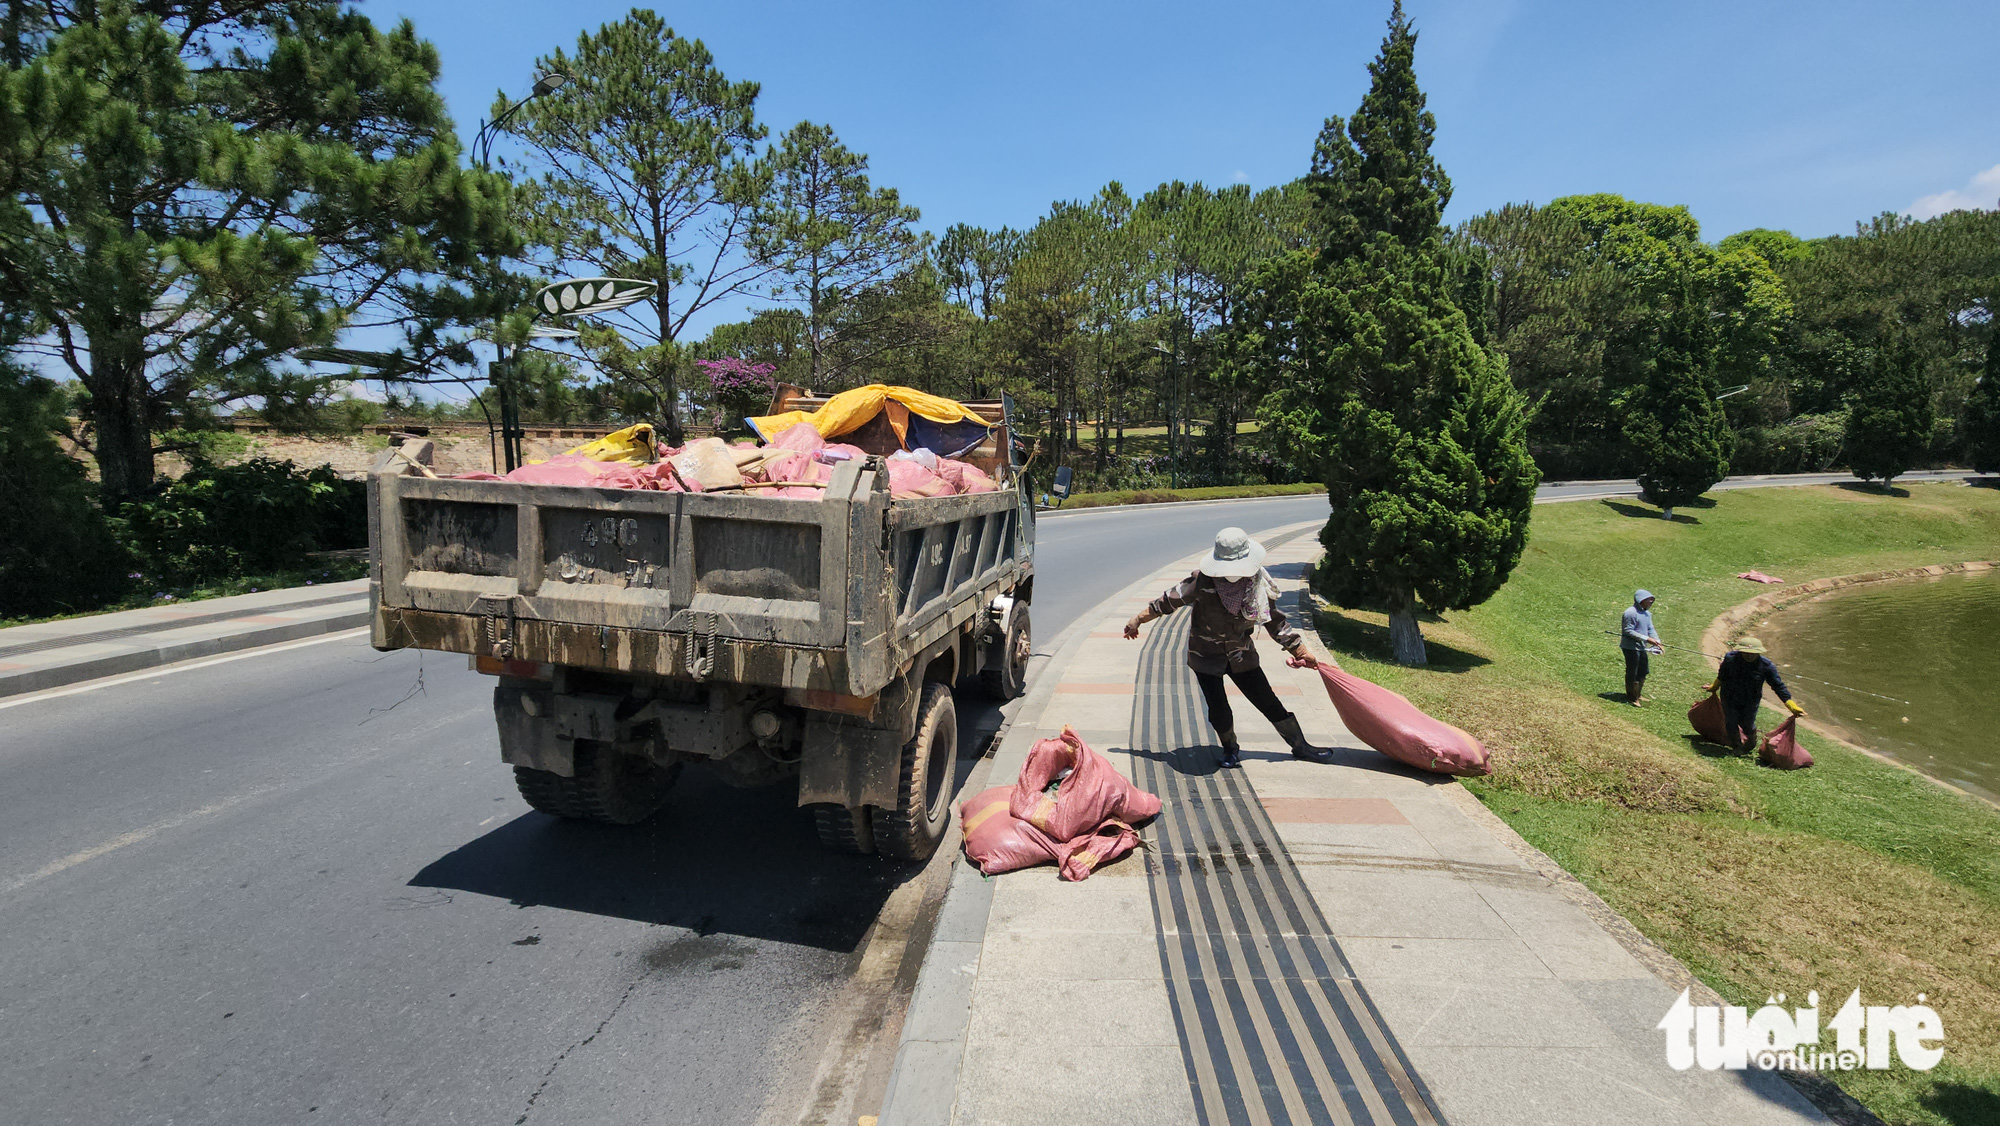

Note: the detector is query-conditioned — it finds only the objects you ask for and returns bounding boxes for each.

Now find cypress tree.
[1844,335,1933,488]
[1625,281,1731,518]
[1253,1,1539,665]
[1962,331,2000,475]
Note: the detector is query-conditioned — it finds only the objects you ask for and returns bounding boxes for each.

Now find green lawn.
[1313,483,2000,1126]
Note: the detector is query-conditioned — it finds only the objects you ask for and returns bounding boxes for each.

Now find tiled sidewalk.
[0,579,369,697]
[881,521,1828,1126]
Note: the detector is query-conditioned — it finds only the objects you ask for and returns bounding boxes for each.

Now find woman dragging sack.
[1124,528,1337,768]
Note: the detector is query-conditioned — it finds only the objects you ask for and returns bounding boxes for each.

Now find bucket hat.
[1733,636,1768,655]
[1199,527,1266,579]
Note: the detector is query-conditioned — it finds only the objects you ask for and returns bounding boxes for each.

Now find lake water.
[1756,569,2000,801]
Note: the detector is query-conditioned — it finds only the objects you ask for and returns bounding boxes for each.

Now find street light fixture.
[472,71,569,471]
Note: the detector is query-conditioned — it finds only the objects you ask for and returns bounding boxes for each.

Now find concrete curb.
[875,516,1327,1126]
[0,603,369,698]
[1036,490,1325,518]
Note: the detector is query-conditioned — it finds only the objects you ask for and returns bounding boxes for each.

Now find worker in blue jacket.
[1619,590,1663,705]
[1705,636,1807,751]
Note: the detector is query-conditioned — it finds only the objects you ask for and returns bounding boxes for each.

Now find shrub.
[123,457,365,584]
[0,369,134,618]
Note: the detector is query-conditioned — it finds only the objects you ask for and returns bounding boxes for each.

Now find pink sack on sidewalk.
[1055,819,1141,882]
[960,786,1059,875]
[1009,727,1162,842]
[1301,662,1491,776]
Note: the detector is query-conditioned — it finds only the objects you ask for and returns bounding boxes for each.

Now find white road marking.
[2,783,281,895]
[0,627,373,711]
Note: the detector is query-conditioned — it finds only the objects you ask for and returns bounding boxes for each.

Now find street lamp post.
[472,71,567,472]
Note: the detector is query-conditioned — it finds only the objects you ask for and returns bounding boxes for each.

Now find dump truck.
[365,391,1033,859]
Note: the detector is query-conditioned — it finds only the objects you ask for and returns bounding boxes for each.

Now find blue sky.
[385,0,2000,240]
[356,0,1999,375]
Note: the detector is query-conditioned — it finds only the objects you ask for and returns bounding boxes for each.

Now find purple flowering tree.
[696,357,778,428]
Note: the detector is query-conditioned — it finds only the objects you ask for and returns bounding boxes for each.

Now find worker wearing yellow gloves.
[1704,636,1805,753]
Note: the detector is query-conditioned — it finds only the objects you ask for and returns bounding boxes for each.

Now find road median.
[0,579,370,698]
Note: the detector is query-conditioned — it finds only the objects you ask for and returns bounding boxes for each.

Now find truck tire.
[871,682,957,860]
[979,603,1031,700]
[514,740,678,825]
[812,804,877,855]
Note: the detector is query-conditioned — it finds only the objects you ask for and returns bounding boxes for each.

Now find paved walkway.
[881,521,1829,1126]
[0,579,369,697]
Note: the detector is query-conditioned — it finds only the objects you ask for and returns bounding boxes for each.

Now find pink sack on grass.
[1055,819,1141,882]
[1009,727,1162,842]
[1688,692,1729,746]
[1302,662,1490,776]
[960,786,1059,875]
[1758,717,1813,769]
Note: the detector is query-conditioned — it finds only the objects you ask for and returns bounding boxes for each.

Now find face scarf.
[1212,570,1272,623]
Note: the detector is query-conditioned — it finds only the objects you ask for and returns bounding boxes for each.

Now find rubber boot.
[1276,716,1336,765]
[1217,728,1242,769]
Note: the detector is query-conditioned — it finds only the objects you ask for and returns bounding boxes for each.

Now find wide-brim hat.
[1733,636,1768,655]
[1199,527,1266,578]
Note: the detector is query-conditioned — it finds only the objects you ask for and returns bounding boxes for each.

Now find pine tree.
[1845,335,1934,488]
[1962,331,2000,475]
[1626,281,1731,518]
[1248,2,1539,665]
[0,2,513,504]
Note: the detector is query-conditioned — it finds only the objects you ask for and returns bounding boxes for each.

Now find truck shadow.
[405,704,998,953]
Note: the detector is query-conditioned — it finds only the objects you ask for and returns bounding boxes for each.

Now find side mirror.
[1052,466,1074,501]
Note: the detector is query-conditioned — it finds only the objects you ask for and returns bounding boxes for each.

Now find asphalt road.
[0,471,1967,1124]
[0,495,1326,1126]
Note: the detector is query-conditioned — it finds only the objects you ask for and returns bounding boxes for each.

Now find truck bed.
[369,452,1031,698]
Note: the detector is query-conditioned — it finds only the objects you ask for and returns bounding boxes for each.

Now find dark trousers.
[1722,698,1760,746]
[1195,667,1294,737]
[1623,648,1650,683]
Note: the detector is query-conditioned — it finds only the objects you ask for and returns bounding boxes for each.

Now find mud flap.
[493,681,573,776]
[796,670,918,808]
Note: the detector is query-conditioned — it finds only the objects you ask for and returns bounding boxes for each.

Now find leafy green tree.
[1624,284,1731,517]
[749,121,924,386]
[1845,335,1935,487]
[1249,1,1538,665]
[0,1,513,503]
[508,11,768,444]
[1962,332,2000,475]
[0,361,133,618]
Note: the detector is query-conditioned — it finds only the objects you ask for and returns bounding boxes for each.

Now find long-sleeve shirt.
[1620,605,1659,651]
[1716,653,1791,709]
[1146,571,1302,676]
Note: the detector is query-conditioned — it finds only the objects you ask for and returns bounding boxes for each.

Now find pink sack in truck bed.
[1297,660,1491,776]
[1009,727,1163,842]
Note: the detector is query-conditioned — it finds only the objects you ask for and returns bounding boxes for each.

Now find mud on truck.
[365,391,1033,860]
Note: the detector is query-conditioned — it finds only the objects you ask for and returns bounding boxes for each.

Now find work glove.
[1786,699,1806,717]
[1702,683,1716,693]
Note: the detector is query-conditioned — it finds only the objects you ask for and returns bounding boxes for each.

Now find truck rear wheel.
[871,682,957,860]
[979,603,1031,700]
[514,740,678,825]
[812,804,877,855]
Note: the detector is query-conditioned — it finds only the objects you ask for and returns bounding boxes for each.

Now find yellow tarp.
[749,384,981,443]
[559,423,656,464]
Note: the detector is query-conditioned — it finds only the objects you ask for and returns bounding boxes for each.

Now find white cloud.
[1232,170,1250,184]
[1907,164,2000,219]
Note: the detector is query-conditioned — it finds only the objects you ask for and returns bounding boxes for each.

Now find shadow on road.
[406,696,1003,952]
